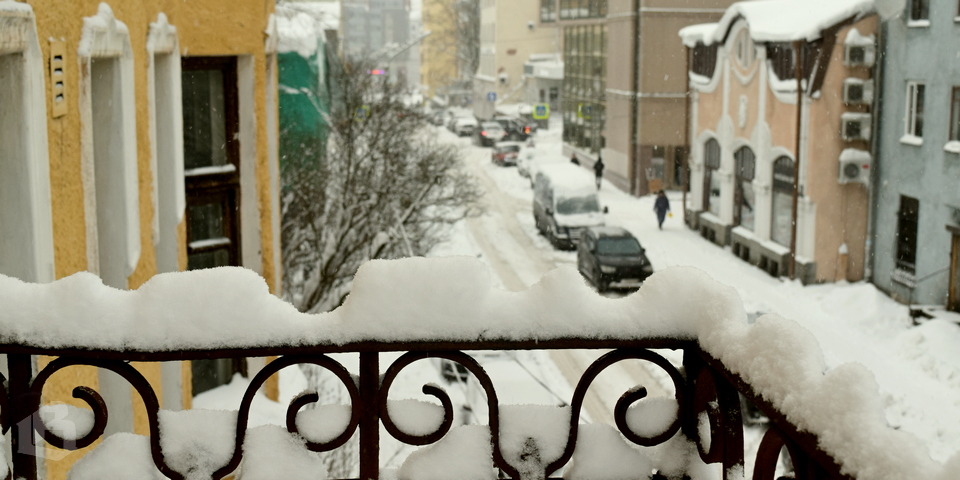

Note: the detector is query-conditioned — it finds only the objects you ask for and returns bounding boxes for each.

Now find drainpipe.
[865,23,885,282]
[683,45,691,225]
[628,0,641,195]
[789,40,803,281]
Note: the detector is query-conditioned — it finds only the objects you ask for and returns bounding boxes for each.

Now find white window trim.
[78,3,141,285]
[907,19,931,28]
[146,13,185,274]
[237,55,264,276]
[904,81,925,140]
[0,3,55,283]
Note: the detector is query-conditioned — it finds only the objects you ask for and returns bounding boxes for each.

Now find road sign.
[577,103,592,119]
[355,105,370,121]
[487,92,497,102]
[533,103,550,120]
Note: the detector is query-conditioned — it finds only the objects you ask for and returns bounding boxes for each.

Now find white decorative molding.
[78,3,129,58]
[264,13,278,54]
[737,95,748,129]
[77,1,140,283]
[146,12,185,274]
[147,12,177,55]
[0,1,55,283]
[0,4,31,55]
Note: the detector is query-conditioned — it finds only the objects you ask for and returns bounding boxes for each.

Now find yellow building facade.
[420,0,459,100]
[0,1,282,477]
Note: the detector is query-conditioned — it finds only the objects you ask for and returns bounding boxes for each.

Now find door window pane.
[771,156,795,247]
[182,69,227,170]
[896,196,920,273]
[187,202,224,242]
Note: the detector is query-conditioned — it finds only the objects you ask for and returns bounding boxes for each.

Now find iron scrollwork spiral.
[29,354,362,480]
[547,348,688,476]
[379,351,525,478]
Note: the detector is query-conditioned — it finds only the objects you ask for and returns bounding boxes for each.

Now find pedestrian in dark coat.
[654,190,671,230]
[570,153,580,165]
[593,156,604,190]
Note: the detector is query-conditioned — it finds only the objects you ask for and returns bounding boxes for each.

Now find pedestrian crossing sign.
[533,103,550,119]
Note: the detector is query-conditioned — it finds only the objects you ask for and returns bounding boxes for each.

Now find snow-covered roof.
[276,2,340,58]
[679,0,875,46]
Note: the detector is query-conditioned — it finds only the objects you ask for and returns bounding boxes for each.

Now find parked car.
[476,122,507,146]
[429,110,445,126]
[533,163,607,249]
[516,143,537,178]
[493,116,533,141]
[454,117,479,136]
[492,142,523,166]
[577,226,654,292]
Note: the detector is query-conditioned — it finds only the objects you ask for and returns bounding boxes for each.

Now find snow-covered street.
[430,120,960,466]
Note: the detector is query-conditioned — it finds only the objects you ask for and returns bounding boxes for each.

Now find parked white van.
[533,163,607,249]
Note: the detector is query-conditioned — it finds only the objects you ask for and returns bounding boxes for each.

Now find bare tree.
[281,56,483,314]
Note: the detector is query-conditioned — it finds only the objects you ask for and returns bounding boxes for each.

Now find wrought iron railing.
[0,336,851,480]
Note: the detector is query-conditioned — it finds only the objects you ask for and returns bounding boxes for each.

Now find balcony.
[0,257,943,479]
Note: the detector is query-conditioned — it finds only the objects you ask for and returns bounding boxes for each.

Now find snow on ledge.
[1,257,959,480]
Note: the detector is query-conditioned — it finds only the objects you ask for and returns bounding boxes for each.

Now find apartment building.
[474,0,557,119]
[680,0,877,283]
[0,2,281,476]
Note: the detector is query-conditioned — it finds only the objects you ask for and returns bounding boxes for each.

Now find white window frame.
[78,3,141,288]
[146,13,185,274]
[903,81,925,142]
[0,3,55,283]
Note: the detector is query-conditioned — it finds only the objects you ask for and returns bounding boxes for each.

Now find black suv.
[577,227,654,292]
[493,116,534,141]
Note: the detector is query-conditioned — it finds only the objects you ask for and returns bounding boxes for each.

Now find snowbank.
[2,257,959,479]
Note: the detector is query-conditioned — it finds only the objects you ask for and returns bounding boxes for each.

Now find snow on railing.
[0,257,956,480]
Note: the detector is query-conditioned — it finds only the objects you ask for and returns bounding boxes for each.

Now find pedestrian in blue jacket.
[654,191,671,230]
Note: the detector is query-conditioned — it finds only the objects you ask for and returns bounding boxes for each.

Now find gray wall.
[873,0,960,305]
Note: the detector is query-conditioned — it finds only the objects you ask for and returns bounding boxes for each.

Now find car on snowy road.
[492,142,523,166]
[476,122,507,146]
[577,227,653,292]
[533,163,607,249]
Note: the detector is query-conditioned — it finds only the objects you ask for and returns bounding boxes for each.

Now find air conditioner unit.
[842,78,874,105]
[844,28,876,67]
[838,148,872,185]
[840,112,872,141]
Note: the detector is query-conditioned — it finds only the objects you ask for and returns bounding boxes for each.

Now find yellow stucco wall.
[421,0,459,99]
[21,0,278,477]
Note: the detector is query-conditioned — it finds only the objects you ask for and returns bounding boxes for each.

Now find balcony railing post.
[359,351,379,480]
[9,353,37,480]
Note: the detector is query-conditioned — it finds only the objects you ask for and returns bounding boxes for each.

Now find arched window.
[734,147,756,230]
[735,29,755,69]
[771,156,795,247]
[703,138,721,216]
